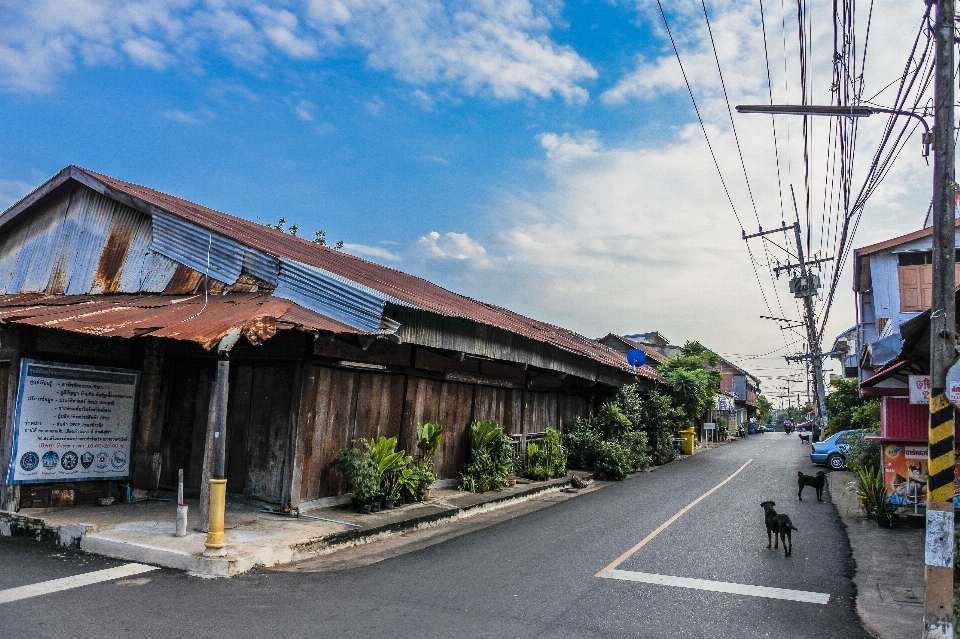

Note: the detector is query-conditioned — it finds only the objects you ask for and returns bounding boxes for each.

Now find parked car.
[810,429,861,470]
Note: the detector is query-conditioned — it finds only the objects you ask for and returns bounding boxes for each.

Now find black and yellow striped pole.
[925,1,955,636]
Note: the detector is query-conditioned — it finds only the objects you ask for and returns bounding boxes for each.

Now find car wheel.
[827,454,845,470]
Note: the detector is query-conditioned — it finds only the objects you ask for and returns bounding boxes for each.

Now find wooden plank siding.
[296,366,407,501]
[160,360,214,491]
[523,391,558,434]
[225,363,296,502]
[473,386,522,434]
[559,394,587,430]
[296,364,596,501]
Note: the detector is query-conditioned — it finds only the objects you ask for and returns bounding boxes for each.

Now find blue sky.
[0,1,928,399]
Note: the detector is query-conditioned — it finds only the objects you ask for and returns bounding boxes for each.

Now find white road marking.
[0,563,158,604]
[602,569,830,604]
[596,459,753,576]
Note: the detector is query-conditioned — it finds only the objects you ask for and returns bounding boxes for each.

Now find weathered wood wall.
[295,363,596,500]
[160,359,213,491]
[296,366,407,501]
[226,363,296,502]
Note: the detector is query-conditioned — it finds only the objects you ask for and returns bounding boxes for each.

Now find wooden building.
[0,166,643,513]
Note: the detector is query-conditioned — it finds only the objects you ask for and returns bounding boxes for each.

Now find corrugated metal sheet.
[0,293,359,348]
[273,258,394,333]
[881,397,928,442]
[0,186,182,296]
[151,208,246,285]
[8,168,638,373]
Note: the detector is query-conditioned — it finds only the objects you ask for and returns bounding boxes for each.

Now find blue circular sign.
[627,349,647,368]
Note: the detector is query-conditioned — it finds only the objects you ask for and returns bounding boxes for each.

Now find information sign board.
[948,358,960,409]
[908,375,932,405]
[7,359,140,484]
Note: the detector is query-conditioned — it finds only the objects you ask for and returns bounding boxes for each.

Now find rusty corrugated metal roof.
[65,167,636,374]
[0,293,359,349]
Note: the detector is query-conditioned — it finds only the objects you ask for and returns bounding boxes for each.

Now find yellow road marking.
[595,459,754,577]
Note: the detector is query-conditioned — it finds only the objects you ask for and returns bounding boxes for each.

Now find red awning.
[860,360,910,397]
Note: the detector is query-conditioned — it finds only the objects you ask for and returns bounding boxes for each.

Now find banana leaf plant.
[369,436,413,501]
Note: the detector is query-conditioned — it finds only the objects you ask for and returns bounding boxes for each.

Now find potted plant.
[414,423,443,499]
[849,466,896,527]
[333,439,378,513]
[369,436,413,511]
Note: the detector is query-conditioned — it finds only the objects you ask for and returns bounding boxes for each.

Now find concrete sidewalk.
[833,470,926,639]
[0,473,592,577]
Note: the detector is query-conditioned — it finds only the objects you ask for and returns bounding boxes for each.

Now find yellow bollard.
[203,478,227,556]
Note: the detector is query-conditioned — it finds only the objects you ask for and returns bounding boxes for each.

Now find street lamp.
[735,104,931,155]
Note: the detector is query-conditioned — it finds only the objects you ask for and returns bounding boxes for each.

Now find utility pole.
[925,0,955,636]
[746,223,830,441]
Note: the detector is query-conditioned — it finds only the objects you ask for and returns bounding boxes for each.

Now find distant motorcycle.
[736,423,746,438]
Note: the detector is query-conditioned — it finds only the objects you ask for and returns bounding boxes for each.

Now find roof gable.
[1,166,634,375]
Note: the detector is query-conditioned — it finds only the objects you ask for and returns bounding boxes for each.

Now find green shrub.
[333,439,379,502]
[564,416,602,470]
[526,428,568,480]
[844,425,881,473]
[593,440,632,480]
[615,430,651,472]
[460,420,513,493]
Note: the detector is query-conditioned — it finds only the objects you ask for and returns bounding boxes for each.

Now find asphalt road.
[0,433,871,639]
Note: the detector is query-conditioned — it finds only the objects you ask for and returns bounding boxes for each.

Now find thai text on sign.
[7,359,140,484]
[908,375,931,405]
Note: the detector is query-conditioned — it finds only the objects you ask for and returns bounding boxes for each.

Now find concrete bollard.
[174,468,188,537]
[175,504,188,537]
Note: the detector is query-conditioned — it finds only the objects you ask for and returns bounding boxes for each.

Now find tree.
[824,378,876,435]
[756,395,773,425]
[658,341,722,425]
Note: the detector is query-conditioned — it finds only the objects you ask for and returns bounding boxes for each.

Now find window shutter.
[920,264,933,309]
[899,265,921,311]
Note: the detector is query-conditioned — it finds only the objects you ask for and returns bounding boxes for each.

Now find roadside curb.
[0,473,593,578]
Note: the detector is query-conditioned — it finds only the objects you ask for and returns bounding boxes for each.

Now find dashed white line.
[602,569,830,604]
[0,563,158,604]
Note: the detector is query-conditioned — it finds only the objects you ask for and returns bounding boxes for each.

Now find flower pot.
[875,514,892,528]
[422,488,432,500]
[507,478,517,487]
[357,503,371,514]
[906,513,925,529]
[384,499,396,509]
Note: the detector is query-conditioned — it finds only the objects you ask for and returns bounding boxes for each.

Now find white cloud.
[382,0,932,392]
[538,131,601,161]
[411,231,492,264]
[342,243,401,261]
[122,37,174,69]
[0,0,596,101]
[291,99,316,121]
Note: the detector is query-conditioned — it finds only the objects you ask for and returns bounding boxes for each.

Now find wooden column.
[0,329,20,513]
[131,337,164,490]
[280,362,305,510]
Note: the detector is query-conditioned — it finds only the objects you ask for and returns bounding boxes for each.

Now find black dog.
[798,433,810,444]
[761,501,798,556]
[798,471,826,501]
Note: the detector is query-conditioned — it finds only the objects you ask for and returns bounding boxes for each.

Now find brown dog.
[761,501,797,556]
[798,471,826,501]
